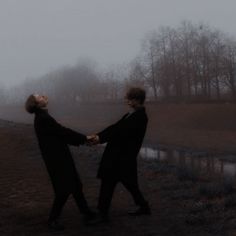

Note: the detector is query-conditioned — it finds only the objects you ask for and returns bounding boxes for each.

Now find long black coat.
[34,108,87,193]
[97,107,148,182]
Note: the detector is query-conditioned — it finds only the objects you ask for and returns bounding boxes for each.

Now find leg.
[122,179,151,215]
[98,178,117,216]
[72,180,91,215]
[48,192,70,222]
[121,180,148,207]
[71,173,101,225]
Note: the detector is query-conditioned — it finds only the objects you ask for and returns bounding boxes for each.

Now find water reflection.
[140,146,236,177]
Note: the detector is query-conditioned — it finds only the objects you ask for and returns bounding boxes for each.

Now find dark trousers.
[48,178,90,222]
[98,177,148,215]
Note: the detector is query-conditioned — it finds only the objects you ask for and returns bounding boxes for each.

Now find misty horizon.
[1,0,236,87]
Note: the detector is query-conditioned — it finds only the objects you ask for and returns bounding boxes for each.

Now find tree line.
[130,21,236,102]
[5,62,127,104]
[4,21,236,104]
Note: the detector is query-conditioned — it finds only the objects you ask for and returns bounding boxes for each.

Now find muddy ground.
[1,103,236,235]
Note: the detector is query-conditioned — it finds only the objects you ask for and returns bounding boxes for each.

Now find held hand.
[86,134,100,145]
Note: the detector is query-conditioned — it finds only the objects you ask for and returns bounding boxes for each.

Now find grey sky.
[0,0,235,87]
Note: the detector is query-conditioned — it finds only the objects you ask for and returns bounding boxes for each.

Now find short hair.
[25,94,37,114]
[126,87,146,104]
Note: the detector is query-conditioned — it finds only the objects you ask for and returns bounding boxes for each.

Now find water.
[139,146,236,177]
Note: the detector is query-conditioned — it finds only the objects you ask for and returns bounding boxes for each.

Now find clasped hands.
[86,134,100,145]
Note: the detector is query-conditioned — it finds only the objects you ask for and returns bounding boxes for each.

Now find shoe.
[84,212,110,226]
[128,206,151,216]
[48,220,65,231]
[97,213,110,224]
[83,211,99,225]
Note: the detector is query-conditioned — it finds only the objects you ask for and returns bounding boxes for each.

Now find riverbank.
[145,103,236,154]
[1,102,236,154]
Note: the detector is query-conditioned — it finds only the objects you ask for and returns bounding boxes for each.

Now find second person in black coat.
[88,87,151,221]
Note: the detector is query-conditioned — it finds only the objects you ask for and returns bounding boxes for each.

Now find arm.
[99,113,147,144]
[97,123,119,144]
[97,113,129,143]
[38,116,87,145]
[86,124,118,145]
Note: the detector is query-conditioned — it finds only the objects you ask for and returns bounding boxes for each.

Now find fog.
[1,0,236,87]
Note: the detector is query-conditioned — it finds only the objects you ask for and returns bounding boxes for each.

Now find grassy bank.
[0,102,236,153]
[145,103,236,154]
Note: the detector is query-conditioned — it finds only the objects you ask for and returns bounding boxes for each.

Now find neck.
[35,107,48,113]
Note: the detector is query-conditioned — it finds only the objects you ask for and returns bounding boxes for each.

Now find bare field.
[0,120,235,235]
[1,103,236,235]
[1,102,236,153]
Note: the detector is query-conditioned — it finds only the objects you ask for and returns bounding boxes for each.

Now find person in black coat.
[25,94,94,231]
[88,87,151,221]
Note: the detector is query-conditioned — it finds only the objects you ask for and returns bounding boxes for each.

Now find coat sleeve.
[97,114,128,143]
[38,116,87,145]
[128,116,148,141]
[123,115,147,139]
[97,123,118,143]
[98,113,148,144]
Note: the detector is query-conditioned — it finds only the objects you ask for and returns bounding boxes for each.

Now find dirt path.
[0,120,235,236]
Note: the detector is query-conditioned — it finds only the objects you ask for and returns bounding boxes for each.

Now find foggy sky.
[0,0,235,87]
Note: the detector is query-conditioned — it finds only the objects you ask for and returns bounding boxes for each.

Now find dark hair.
[126,87,146,104]
[25,94,37,114]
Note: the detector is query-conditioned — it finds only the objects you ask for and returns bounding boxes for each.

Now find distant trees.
[0,83,7,104]
[4,21,236,105]
[6,61,127,104]
[127,21,236,101]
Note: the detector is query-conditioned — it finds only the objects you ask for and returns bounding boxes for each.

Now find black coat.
[97,107,148,182]
[34,108,87,193]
